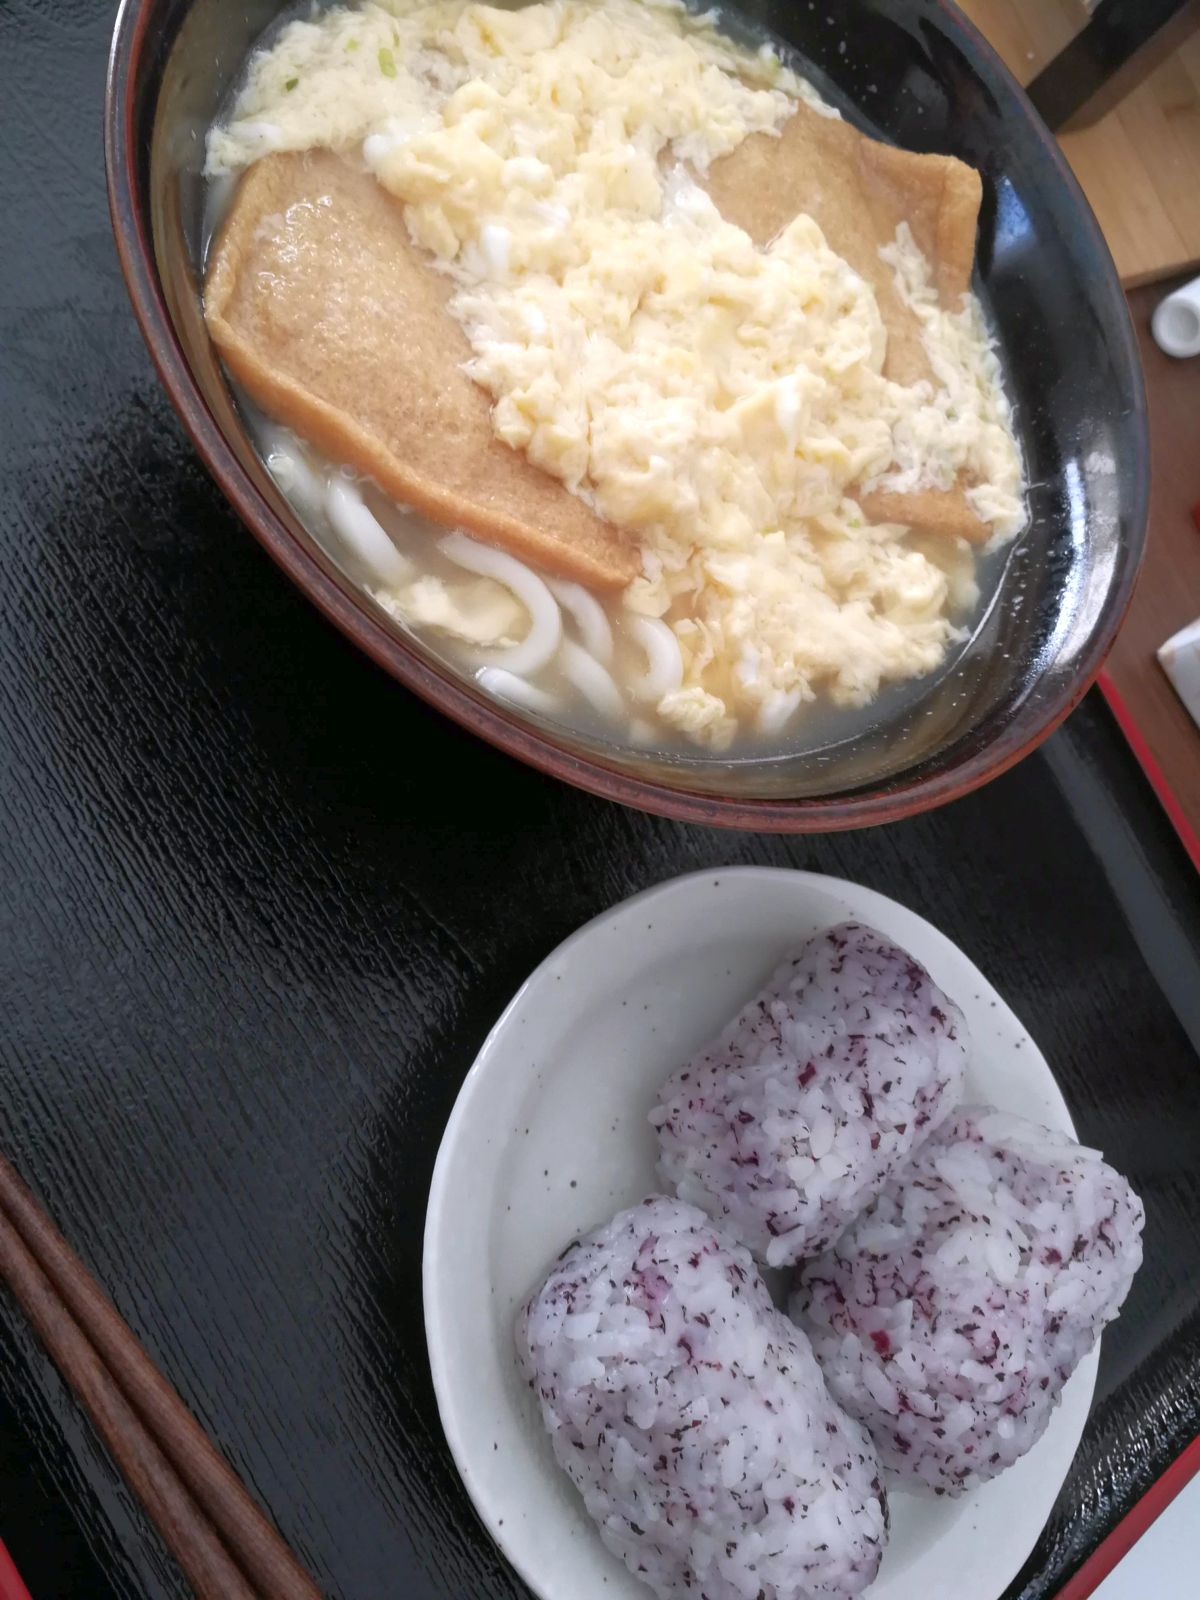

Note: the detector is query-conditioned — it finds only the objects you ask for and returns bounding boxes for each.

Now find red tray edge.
[1059,673,1200,1595]
[0,1537,33,1600]
[1053,1431,1200,1600]
[1097,671,1200,875]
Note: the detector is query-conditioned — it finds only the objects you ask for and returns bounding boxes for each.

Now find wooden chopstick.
[0,1153,322,1600]
[0,1205,256,1600]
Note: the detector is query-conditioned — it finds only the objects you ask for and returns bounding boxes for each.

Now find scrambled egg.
[380,572,525,645]
[210,0,1025,750]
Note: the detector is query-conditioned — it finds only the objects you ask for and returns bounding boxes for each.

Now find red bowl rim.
[102,0,1149,834]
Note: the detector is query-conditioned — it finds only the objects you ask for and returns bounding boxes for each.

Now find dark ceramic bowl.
[105,0,1148,832]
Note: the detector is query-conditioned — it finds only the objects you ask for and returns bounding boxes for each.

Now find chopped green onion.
[378,46,397,77]
[345,36,360,51]
[285,76,299,91]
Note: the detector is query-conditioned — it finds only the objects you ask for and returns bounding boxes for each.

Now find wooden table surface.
[961,0,1200,285]
[1103,281,1200,838]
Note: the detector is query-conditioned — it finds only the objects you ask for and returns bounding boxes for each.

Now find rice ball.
[652,923,967,1266]
[518,1196,887,1600]
[793,1107,1144,1495]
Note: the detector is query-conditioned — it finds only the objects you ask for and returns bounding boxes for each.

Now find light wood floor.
[959,0,1200,285]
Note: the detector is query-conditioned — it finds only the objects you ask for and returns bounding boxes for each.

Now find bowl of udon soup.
[107,0,1148,831]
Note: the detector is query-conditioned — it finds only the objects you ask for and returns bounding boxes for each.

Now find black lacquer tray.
[2,1,1198,1597]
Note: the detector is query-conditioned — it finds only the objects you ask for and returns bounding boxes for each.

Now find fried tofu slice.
[204,150,637,590]
[703,101,990,545]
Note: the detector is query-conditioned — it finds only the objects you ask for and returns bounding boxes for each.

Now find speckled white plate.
[424,868,1096,1600]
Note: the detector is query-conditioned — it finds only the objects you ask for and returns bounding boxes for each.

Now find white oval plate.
[424,868,1096,1600]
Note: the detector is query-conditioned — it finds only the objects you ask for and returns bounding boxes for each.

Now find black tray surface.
[3,1,1199,1597]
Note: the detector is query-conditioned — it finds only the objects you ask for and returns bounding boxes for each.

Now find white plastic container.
[1158,618,1200,729]
[1152,275,1200,360]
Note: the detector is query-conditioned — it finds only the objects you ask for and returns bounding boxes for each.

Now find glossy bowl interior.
[106,0,1149,831]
